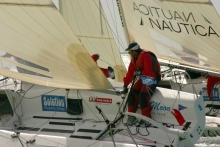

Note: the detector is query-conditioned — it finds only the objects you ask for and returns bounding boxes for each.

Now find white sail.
[0,1,112,89]
[59,0,127,82]
[120,0,220,73]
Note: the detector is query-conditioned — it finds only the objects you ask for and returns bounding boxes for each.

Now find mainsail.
[120,0,220,74]
[0,0,112,89]
[59,0,127,82]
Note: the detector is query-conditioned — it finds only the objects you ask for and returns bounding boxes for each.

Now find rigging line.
[0,131,27,145]
[109,0,121,49]
[144,85,173,144]
[78,89,101,121]
[93,0,128,51]
[18,88,59,99]
[13,84,35,113]
[99,58,126,72]
[94,0,127,64]
[23,96,67,141]
[68,0,82,36]
[103,1,125,79]
[105,0,127,50]
[113,96,126,122]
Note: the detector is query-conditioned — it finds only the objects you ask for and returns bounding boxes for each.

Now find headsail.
[59,0,127,82]
[120,0,220,74]
[0,1,112,89]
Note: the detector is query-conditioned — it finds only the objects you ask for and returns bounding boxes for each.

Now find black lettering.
[149,18,161,30]
[148,6,153,16]
[215,131,220,136]
[161,9,173,20]
[139,4,149,15]
[169,21,181,33]
[151,7,160,17]
[133,2,141,13]
[180,23,190,34]
[190,24,196,35]
[162,20,172,32]
[174,11,184,21]
[208,130,216,137]
[182,12,196,23]
[209,26,219,37]
[195,25,207,36]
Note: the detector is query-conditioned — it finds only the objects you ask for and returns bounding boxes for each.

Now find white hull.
[0,81,205,147]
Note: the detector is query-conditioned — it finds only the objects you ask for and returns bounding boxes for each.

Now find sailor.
[91,54,115,79]
[203,74,220,99]
[123,42,161,126]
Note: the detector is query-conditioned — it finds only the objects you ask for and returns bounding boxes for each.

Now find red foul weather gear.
[91,54,110,78]
[124,49,161,118]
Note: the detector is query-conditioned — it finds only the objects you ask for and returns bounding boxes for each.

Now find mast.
[115,0,130,46]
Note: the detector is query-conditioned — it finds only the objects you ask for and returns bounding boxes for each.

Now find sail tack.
[120,0,220,73]
[0,1,112,89]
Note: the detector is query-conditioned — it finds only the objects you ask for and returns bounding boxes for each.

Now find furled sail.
[120,0,220,73]
[59,0,127,82]
[0,0,112,89]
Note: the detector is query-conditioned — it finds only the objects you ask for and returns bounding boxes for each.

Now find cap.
[125,42,140,51]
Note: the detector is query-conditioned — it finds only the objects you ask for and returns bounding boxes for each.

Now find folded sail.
[0,1,112,89]
[59,0,127,82]
[120,0,220,73]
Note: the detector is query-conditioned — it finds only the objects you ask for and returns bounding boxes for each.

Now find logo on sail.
[133,2,219,38]
[41,95,66,112]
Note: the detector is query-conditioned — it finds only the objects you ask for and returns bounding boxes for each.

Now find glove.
[123,85,128,94]
[134,71,141,76]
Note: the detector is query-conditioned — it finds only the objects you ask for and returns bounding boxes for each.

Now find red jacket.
[207,76,220,98]
[123,50,161,86]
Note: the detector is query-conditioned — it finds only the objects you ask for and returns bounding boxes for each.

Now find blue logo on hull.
[41,95,66,112]
[151,101,170,111]
[199,87,219,101]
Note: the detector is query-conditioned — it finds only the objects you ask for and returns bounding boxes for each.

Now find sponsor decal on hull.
[89,97,112,104]
[41,95,66,112]
[151,101,186,125]
[199,87,219,101]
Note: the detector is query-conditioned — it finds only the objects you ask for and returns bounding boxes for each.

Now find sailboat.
[0,0,217,146]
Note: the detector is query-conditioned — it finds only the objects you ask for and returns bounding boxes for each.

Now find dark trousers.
[128,79,156,118]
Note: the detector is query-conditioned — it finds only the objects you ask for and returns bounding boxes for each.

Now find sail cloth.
[120,0,220,73]
[59,0,127,82]
[0,1,112,89]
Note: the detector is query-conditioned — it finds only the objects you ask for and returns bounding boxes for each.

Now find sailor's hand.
[134,71,141,76]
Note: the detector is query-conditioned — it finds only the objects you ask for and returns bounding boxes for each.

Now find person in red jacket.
[91,54,115,79]
[123,42,161,126]
[203,74,220,99]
